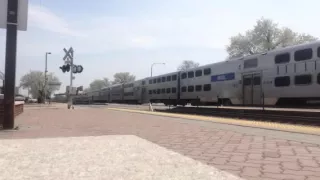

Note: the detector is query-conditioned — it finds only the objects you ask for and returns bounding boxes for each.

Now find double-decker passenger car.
[147,72,179,105]
[73,41,320,107]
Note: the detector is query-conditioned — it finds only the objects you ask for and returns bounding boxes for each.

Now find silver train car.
[74,41,320,107]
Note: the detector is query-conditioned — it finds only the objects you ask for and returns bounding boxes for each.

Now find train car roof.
[146,71,179,79]
[226,40,320,62]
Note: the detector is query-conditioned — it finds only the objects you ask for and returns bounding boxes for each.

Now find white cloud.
[28,4,85,37]
[20,4,246,55]
[12,1,320,56]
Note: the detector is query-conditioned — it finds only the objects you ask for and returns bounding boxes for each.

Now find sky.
[1,0,320,95]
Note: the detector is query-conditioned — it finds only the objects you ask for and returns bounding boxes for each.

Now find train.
[73,41,320,107]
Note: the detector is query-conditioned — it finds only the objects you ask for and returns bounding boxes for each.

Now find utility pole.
[3,0,18,129]
[44,52,51,104]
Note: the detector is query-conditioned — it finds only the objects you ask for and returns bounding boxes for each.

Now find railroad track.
[154,107,320,126]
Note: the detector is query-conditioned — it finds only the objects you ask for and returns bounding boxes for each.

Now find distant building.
[0,71,20,95]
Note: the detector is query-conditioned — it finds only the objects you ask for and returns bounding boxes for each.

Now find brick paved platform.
[0,135,241,180]
[1,107,320,180]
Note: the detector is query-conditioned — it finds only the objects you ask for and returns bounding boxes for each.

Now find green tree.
[226,17,317,58]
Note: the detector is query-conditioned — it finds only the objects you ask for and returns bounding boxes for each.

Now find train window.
[294,74,312,85]
[204,68,211,75]
[253,76,261,86]
[318,47,320,58]
[244,58,258,69]
[195,85,202,91]
[162,77,166,82]
[142,81,146,85]
[157,89,161,94]
[172,87,177,93]
[125,92,133,96]
[195,70,202,77]
[203,84,211,91]
[153,79,156,84]
[181,73,187,79]
[188,71,194,78]
[149,80,152,84]
[124,83,133,88]
[275,76,290,87]
[153,89,157,94]
[294,48,313,61]
[275,53,290,64]
[188,86,194,92]
[167,76,171,81]
[149,90,152,94]
[161,88,165,94]
[243,78,252,86]
[172,74,177,81]
[157,78,161,83]
[318,73,320,84]
[181,86,187,92]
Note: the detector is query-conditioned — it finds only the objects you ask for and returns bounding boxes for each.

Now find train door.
[243,72,262,106]
[141,87,147,104]
[107,91,111,103]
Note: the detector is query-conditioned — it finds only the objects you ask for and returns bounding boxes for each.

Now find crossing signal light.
[59,64,70,73]
[77,65,83,73]
[72,65,84,74]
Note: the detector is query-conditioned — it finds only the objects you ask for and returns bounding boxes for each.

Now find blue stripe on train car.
[211,72,235,82]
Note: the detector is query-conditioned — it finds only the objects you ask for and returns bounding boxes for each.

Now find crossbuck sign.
[63,47,73,63]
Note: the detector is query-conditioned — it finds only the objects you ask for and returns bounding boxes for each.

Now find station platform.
[0,105,319,180]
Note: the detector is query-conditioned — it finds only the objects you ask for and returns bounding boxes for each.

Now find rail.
[154,107,320,126]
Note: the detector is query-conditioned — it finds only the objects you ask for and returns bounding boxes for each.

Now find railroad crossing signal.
[63,47,73,61]
[60,64,70,73]
[60,46,83,74]
[61,46,83,109]
[60,64,83,73]
[72,65,83,74]
[77,65,83,73]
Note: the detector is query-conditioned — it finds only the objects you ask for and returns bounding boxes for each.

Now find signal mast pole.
[68,48,74,109]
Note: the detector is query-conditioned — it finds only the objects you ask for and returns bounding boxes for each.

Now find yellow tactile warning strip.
[107,107,320,136]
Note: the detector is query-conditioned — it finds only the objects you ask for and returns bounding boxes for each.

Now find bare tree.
[112,72,136,84]
[226,17,317,58]
[83,88,91,93]
[20,71,60,99]
[89,78,111,91]
[177,60,200,71]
